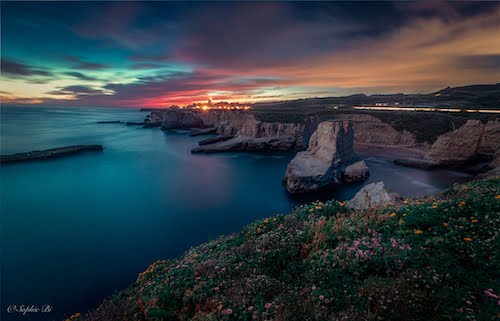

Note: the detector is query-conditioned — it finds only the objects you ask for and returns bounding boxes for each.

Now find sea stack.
[283,120,356,194]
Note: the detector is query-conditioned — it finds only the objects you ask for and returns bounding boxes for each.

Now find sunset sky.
[1,1,499,108]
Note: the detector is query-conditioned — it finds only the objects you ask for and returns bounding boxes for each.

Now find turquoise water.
[0,107,472,320]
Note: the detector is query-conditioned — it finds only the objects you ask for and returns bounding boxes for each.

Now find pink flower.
[225,308,233,315]
[319,295,325,301]
[324,298,330,304]
[265,302,272,309]
[247,306,254,311]
[466,300,472,305]
[213,287,220,292]
[217,305,223,311]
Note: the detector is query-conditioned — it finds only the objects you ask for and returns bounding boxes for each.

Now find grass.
[78,177,500,321]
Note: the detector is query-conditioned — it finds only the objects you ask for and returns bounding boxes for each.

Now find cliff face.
[427,120,500,165]
[199,111,305,147]
[334,114,417,147]
[160,109,306,152]
[283,121,355,194]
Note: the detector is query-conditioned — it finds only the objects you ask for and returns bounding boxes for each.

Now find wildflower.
[263,218,269,223]
[458,201,466,207]
[471,219,478,223]
[443,222,449,227]
[319,295,325,301]
[390,212,396,217]
[399,218,404,225]
[217,305,223,311]
[463,237,473,242]
[414,229,423,235]
[225,308,233,315]
[466,300,472,305]
[495,195,500,199]
[247,306,254,311]
[484,289,499,299]
[432,205,438,209]
[265,302,272,309]
[324,298,330,304]
[311,286,317,290]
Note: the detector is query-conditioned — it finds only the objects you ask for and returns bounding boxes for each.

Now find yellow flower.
[458,201,466,207]
[463,237,473,242]
[403,213,407,217]
[399,218,404,225]
[495,195,500,199]
[432,205,438,209]
[263,218,269,223]
[390,212,396,217]
[471,219,478,223]
[338,202,345,207]
[414,229,423,235]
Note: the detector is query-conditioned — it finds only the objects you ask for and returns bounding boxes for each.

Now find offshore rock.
[283,121,355,194]
[343,160,370,183]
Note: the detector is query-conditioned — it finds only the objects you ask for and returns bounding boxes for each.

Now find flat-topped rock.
[283,121,355,194]
[347,182,401,210]
[1,145,103,164]
[190,128,217,136]
[192,137,295,153]
[198,135,234,146]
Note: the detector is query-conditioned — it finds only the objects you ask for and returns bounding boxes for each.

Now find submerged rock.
[283,121,355,194]
[97,120,122,124]
[347,182,401,210]
[343,160,370,183]
[1,145,103,164]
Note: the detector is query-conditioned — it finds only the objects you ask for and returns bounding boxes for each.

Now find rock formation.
[283,121,355,194]
[335,114,417,147]
[396,120,500,169]
[161,110,205,130]
[347,182,401,210]
[343,160,370,183]
[1,145,103,164]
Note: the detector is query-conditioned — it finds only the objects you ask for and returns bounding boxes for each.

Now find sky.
[1,1,499,108]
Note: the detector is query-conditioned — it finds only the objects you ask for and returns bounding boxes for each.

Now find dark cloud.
[1,58,52,77]
[64,71,99,81]
[48,85,105,96]
[456,54,500,70]
[65,56,108,70]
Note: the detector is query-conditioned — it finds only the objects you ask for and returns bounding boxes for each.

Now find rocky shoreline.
[146,108,499,175]
[0,145,103,164]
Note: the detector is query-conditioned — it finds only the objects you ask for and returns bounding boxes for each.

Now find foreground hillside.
[79,178,499,321]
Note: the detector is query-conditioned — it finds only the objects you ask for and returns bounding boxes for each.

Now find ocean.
[0,106,472,320]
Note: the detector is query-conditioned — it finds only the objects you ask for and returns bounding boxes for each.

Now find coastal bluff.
[159,109,308,152]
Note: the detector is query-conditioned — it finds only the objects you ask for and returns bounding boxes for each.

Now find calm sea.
[0,107,472,320]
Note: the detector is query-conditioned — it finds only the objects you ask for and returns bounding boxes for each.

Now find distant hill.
[252,83,500,110]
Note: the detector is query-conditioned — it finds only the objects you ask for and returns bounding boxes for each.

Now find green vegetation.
[80,177,500,321]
